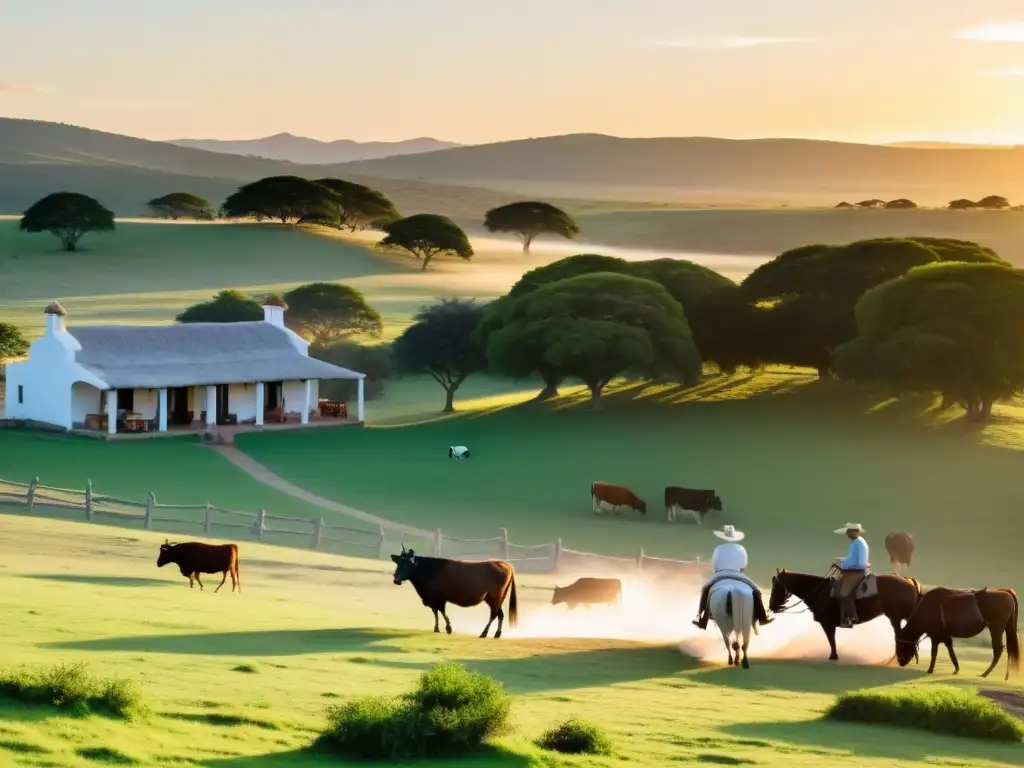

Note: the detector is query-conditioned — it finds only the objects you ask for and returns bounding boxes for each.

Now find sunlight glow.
[650,36,814,50]
[955,21,1024,43]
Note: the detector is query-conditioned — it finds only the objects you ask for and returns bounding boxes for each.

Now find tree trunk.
[816,365,831,380]
[521,232,535,254]
[536,370,563,400]
[442,388,456,414]
[63,238,77,252]
[588,384,603,409]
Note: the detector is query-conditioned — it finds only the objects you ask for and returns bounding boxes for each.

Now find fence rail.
[0,476,709,576]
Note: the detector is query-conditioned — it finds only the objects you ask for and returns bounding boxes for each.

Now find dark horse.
[895,586,1020,680]
[769,568,923,662]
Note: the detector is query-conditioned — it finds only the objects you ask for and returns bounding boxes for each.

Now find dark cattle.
[665,486,722,524]
[885,532,915,575]
[592,481,646,516]
[552,577,622,609]
[157,540,240,593]
[391,546,518,638]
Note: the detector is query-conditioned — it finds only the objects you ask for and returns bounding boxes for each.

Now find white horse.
[709,578,755,669]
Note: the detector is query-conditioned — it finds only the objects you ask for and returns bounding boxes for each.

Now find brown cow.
[552,577,622,609]
[592,481,646,516]
[391,547,518,638]
[885,532,915,575]
[665,487,722,524]
[157,540,240,593]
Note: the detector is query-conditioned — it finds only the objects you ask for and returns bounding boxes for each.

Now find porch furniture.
[124,412,147,432]
[318,399,348,419]
[85,413,107,431]
[264,407,286,423]
[221,413,238,426]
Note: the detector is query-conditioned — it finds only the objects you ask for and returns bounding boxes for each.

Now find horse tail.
[725,591,733,618]
[1006,589,1020,674]
[507,570,518,629]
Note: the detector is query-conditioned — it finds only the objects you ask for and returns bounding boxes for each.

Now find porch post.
[107,389,117,434]
[255,382,265,426]
[158,388,168,432]
[357,377,365,422]
[301,379,311,424]
[205,385,217,427]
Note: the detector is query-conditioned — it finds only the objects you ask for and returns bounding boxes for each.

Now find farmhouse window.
[17,385,23,404]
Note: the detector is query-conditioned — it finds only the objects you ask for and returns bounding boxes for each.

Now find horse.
[709,578,755,669]
[895,586,1020,680]
[769,567,923,662]
[884,532,915,576]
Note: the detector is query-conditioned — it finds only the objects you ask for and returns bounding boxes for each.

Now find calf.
[885,532,915,575]
[449,445,470,459]
[552,577,622,610]
[156,540,240,593]
[665,487,723,524]
[592,481,647,516]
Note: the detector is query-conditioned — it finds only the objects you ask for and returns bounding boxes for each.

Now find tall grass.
[0,662,148,721]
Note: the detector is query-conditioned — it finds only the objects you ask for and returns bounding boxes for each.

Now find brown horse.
[391,546,518,638]
[885,532,915,576]
[769,568,923,662]
[895,586,1020,680]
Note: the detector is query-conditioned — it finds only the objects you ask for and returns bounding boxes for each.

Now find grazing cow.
[591,481,646,516]
[665,486,723,524]
[552,577,622,610]
[449,445,470,460]
[156,540,240,593]
[885,532,915,575]
[391,546,518,638]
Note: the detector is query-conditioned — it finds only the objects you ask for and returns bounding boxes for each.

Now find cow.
[156,540,240,593]
[591,481,646,516]
[665,486,723,524]
[449,445,470,460]
[885,532,915,575]
[391,546,518,638]
[552,577,622,610]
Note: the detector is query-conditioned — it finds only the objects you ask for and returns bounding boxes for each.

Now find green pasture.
[0,516,1020,767]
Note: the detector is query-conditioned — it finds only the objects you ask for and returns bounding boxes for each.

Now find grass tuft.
[0,662,148,721]
[231,663,260,674]
[536,717,614,755]
[825,685,1024,743]
[319,661,512,759]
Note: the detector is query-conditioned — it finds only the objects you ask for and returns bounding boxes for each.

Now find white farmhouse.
[4,295,366,435]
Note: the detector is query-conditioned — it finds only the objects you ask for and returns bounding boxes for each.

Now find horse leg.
[494,599,506,639]
[480,596,499,639]
[823,623,839,661]
[215,570,228,593]
[927,637,939,674]
[944,639,960,674]
[980,623,1004,679]
[732,641,741,668]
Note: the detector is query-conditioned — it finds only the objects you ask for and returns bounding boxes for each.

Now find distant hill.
[169,133,463,164]
[885,141,1018,150]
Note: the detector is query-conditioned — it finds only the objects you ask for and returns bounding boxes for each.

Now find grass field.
[1,515,1021,767]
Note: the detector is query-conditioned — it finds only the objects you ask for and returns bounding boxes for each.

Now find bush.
[0,662,148,721]
[319,662,512,759]
[536,717,614,755]
[825,686,1024,743]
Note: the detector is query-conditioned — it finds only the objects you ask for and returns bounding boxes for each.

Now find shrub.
[536,717,614,755]
[825,686,1024,743]
[319,662,512,759]
[0,662,148,721]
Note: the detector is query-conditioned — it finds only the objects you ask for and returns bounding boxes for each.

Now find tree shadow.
[685,659,928,694]
[43,628,414,657]
[199,743,533,767]
[21,574,173,588]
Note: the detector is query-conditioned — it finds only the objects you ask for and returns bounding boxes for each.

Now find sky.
[2,0,1024,145]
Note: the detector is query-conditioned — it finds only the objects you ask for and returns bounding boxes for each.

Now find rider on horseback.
[833,522,870,628]
[693,525,773,630]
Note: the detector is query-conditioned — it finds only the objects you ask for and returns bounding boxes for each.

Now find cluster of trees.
[836,199,919,209]
[835,195,1017,211]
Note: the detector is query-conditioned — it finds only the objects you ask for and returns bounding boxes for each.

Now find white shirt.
[712,542,747,572]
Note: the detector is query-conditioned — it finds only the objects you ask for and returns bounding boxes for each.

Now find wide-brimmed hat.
[714,525,745,542]
[834,523,865,534]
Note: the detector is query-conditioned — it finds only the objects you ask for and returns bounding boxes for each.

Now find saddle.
[828,570,878,600]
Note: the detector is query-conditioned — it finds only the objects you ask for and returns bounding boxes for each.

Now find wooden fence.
[0,476,709,577]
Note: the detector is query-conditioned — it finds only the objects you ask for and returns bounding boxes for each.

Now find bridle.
[772,566,838,616]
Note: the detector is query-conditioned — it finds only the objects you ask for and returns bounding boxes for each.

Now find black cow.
[157,540,241,592]
[552,577,622,609]
[665,487,722,524]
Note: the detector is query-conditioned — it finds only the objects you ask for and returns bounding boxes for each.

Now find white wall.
[70,382,103,425]
[282,379,316,416]
[3,330,82,429]
[228,383,257,422]
[128,389,158,419]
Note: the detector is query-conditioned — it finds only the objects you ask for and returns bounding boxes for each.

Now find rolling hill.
[170,132,462,164]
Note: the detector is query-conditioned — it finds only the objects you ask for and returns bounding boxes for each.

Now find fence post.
[255,508,266,541]
[554,537,563,572]
[377,526,387,559]
[26,477,38,513]
[312,517,324,550]
[433,528,442,558]
[636,547,645,571]
[499,527,509,560]
[145,492,155,530]
[204,502,213,534]
[84,479,93,521]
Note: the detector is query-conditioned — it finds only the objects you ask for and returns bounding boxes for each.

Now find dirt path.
[208,445,433,538]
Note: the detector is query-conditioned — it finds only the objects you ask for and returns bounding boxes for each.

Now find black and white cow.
[449,445,470,460]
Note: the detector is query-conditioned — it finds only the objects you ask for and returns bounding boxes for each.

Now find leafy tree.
[835,202,854,209]
[176,289,263,323]
[378,214,473,271]
[975,195,1011,210]
[948,198,977,210]
[0,322,29,361]
[834,262,1024,423]
[485,273,701,407]
[884,198,918,209]
[282,282,382,345]
[392,299,488,413]
[855,199,885,209]
[146,192,216,220]
[311,341,393,402]
[221,176,335,224]
[509,254,631,298]
[483,201,580,253]
[903,237,1001,263]
[312,178,400,231]
[19,192,115,252]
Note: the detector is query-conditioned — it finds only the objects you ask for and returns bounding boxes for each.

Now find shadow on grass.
[21,574,172,588]
[685,659,928,695]
[724,719,1024,764]
[166,712,279,730]
[43,628,414,657]
[199,743,533,767]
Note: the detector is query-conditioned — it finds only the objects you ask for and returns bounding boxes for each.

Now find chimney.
[261,294,287,328]
[44,300,67,335]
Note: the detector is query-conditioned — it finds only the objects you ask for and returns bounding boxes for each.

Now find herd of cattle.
[592,481,723,523]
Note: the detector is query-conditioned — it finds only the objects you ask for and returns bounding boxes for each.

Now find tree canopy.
[146,192,216,220]
[282,282,382,345]
[176,290,263,323]
[378,214,473,271]
[833,262,1024,422]
[311,178,399,231]
[483,201,580,253]
[220,176,335,224]
[311,341,393,402]
[392,299,488,413]
[884,198,917,209]
[976,195,1011,210]
[485,272,702,406]
[0,322,29,361]
[20,192,115,252]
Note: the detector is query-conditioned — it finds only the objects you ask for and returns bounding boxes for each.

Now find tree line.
[14,179,582,269]
[835,195,1019,210]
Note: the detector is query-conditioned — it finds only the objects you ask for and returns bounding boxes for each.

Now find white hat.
[834,523,865,534]
[714,525,745,542]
